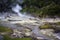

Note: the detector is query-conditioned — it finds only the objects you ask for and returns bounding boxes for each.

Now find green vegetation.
[39,23,53,29]
[0,26,12,33]
[0,0,12,12]
[3,35,12,40]
[13,38,31,40]
[3,35,32,40]
[39,22,60,33]
[21,0,60,17]
[0,0,18,12]
[55,22,60,25]
[0,0,60,17]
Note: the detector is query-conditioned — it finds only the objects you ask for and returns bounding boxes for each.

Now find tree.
[21,0,60,17]
[0,0,12,12]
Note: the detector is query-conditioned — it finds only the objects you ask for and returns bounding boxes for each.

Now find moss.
[3,35,12,40]
[55,22,60,25]
[39,23,53,29]
[13,38,32,40]
[3,35,32,40]
[39,22,60,33]
[0,26,12,33]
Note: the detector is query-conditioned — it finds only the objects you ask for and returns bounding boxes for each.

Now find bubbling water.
[12,4,23,17]
[12,4,34,19]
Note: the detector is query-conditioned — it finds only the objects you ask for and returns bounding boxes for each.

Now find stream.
[0,4,60,40]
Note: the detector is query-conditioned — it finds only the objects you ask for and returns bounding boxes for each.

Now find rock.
[39,23,53,29]
[40,29,54,36]
[24,32,32,36]
[53,33,60,40]
[24,28,32,36]
[39,23,60,33]
[11,29,24,38]
[24,28,31,32]
[0,35,3,40]
[40,29,59,40]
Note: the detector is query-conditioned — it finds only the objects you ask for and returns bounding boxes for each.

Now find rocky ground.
[0,14,60,40]
[0,4,60,40]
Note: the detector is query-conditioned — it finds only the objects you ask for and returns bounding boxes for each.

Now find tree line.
[0,0,60,17]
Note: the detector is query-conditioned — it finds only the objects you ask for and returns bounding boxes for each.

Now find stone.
[40,29,54,36]
[0,35,3,40]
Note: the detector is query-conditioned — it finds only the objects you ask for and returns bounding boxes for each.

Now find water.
[0,4,47,40]
[12,4,23,17]
[0,4,60,40]
[54,33,60,40]
[12,4,34,19]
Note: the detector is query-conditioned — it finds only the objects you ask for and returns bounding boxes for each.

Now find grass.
[12,38,32,40]
[3,35,32,40]
[0,26,12,33]
[3,35,12,40]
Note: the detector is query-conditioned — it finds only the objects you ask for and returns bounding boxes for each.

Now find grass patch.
[13,38,32,40]
[3,35,32,40]
[3,35,12,40]
[0,26,12,33]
